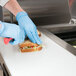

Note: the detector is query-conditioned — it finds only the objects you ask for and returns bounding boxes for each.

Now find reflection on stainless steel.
[38,24,76,34]
[0,64,3,76]
[69,0,76,18]
[3,0,71,25]
[0,6,3,21]
[38,24,76,55]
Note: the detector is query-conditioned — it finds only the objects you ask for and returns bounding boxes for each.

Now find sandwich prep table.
[0,0,76,76]
[0,29,76,76]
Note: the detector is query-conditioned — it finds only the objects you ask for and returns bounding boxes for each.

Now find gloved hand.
[16,12,42,45]
[0,21,25,45]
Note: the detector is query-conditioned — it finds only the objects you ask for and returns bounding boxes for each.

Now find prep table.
[0,0,76,76]
[0,28,76,76]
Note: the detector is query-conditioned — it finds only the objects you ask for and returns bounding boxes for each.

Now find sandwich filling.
[22,45,42,49]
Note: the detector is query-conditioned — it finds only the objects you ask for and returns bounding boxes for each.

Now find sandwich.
[19,30,42,52]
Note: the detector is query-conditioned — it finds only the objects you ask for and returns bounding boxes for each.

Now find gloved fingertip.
[9,41,18,45]
[9,42,15,45]
[32,40,36,43]
[38,38,42,43]
[37,42,41,45]
[36,40,42,45]
[40,40,42,44]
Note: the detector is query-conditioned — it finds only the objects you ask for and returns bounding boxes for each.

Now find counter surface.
[0,33,76,76]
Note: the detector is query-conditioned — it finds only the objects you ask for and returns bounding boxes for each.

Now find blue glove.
[0,21,25,45]
[16,12,42,45]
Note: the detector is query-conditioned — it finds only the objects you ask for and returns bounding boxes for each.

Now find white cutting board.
[0,33,76,76]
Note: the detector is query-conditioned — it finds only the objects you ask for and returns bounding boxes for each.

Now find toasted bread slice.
[20,40,39,48]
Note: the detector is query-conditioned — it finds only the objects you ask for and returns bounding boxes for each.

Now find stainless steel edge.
[38,24,76,34]
[3,63,11,76]
[38,27,76,55]
[38,24,76,28]
[0,64,3,76]
[0,6,3,21]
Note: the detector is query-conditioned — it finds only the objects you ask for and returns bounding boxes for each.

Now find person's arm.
[4,0,24,16]
[0,0,26,45]
[4,0,42,44]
